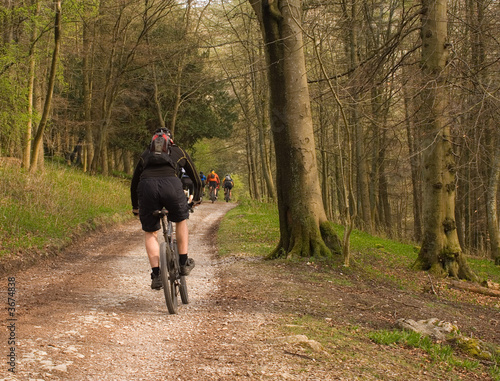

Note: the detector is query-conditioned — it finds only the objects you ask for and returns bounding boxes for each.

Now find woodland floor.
[0,202,499,380]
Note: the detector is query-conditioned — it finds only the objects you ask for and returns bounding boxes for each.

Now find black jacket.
[130,144,202,209]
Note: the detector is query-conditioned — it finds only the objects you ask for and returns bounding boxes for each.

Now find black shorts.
[208,181,218,188]
[224,182,233,190]
[181,177,194,194]
[137,177,189,232]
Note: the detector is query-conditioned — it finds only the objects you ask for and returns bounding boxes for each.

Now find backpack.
[143,132,175,169]
[225,175,231,182]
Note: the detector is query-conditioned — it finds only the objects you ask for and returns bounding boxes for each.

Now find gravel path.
[1,202,297,380]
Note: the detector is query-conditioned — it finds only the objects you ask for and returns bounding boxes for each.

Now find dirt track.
[0,202,289,380]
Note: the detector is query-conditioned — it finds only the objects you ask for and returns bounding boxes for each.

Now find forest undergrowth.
[218,200,500,380]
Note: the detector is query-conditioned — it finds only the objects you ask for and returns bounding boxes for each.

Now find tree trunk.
[403,82,423,242]
[348,0,372,234]
[251,53,276,201]
[310,20,355,263]
[23,0,39,169]
[82,8,94,173]
[416,0,476,281]
[245,119,259,199]
[250,0,341,258]
[30,1,61,172]
[319,102,331,220]
[486,143,500,265]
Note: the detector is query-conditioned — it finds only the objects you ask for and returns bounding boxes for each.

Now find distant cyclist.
[206,169,220,200]
[180,168,194,203]
[223,174,234,201]
[199,171,207,196]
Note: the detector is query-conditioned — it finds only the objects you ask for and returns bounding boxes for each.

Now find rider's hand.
[132,208,139,216]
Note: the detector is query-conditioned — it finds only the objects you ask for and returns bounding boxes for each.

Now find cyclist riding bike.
[130,128,202,290]
[223,174,234,201]
[206,169,220,200]
[180,168,194,203]
[199,171,207,196]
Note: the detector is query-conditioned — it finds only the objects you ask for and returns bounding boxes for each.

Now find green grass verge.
[217,200,500,379]
[218,200,500,285]
[217,199,279,257]
[0,162,131,257]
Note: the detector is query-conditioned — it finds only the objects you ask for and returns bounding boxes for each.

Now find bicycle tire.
[174,243,189,304]
[159,241,178,314]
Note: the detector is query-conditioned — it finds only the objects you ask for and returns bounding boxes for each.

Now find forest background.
[0,0,499,268]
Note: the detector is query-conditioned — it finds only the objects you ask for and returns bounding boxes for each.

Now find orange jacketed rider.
[207,169,220,197]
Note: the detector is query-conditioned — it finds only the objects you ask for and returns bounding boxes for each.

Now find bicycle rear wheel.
[173,243,189,304]
[159,242,178,314]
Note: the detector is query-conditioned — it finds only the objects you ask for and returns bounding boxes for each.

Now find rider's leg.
[176,219,188,255]
[145,231,159,267]
[176,219,194,274]
[145,230,162,289]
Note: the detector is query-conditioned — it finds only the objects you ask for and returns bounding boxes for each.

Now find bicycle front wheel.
[159,242,178,314]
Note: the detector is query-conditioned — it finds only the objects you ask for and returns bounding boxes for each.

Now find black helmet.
[155,127,171,137]
[150,128,172,152]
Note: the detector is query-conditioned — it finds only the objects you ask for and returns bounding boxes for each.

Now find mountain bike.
[224,186,230,202]
[153,208,188,314]
[209,185,217,203]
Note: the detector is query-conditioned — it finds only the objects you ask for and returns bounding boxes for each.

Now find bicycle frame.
[153,208,189,314]
[209,185,217,203]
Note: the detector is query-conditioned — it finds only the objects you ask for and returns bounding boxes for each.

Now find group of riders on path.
[199,169,234,202]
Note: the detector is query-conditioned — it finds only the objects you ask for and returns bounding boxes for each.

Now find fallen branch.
[284,350,314,360]
[427,273,438,295]
[391,298,421,308]
[449,280,500,298]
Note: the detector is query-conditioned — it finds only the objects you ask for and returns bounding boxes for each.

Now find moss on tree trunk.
[416,0,477,281]
[252,0,341,260]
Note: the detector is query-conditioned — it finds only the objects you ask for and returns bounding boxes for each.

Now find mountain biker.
[131,128,202,290]
[180,168,194,203]
[206,169,220,200]
[199,171,207,195]
[223,174,234,200]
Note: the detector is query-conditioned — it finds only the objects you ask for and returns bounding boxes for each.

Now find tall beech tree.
[249,0,341,258]
[415,0,476,280]
[30,1,61,172]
